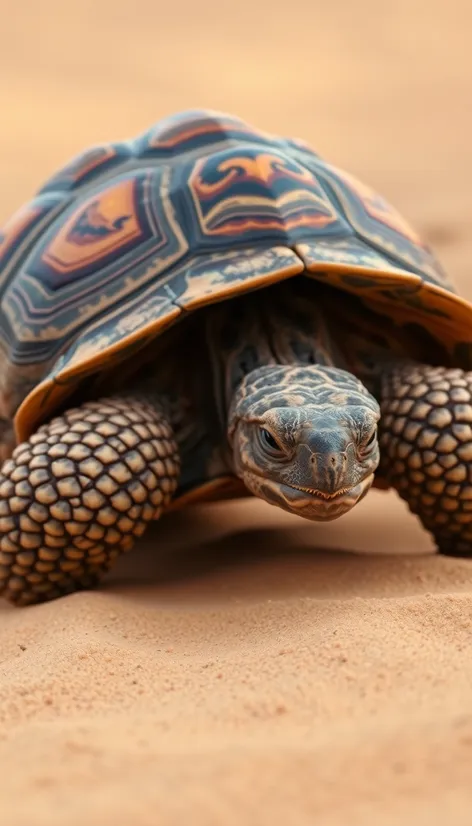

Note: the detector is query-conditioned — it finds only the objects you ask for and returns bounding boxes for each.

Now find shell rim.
[14,248,472,445]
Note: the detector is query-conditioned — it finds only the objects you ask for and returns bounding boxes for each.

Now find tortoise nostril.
[330,456,336,466]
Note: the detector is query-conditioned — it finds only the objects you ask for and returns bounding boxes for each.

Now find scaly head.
[228,365,380,521]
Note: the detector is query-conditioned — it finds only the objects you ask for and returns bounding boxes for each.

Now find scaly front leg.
[379,363,472,556]
[0,395,180,605]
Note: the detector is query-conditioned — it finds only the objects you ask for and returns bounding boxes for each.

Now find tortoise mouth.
[241,468,374,522]
[286,483,356,500]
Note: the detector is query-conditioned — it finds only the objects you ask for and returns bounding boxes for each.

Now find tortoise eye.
[364,428,377,449]
[260,428,284,454]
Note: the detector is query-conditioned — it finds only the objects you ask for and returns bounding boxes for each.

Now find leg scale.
[380,364,472,556]
[0,396,179,605]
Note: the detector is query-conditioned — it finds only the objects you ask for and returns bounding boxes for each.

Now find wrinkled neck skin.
[227,364,380,521]
[206,283,382,522]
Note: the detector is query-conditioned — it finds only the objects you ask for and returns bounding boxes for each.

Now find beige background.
[1,2,472,824]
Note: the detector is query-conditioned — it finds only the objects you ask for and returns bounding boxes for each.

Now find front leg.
[379,363,472,556]
[0,395,180,605]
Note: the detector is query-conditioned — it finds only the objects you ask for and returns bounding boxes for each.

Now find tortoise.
[0,108,472,606]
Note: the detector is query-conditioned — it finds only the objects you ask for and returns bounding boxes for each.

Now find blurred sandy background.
[1,1,472,824]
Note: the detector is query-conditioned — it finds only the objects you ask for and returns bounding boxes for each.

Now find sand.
[2,1,472,823]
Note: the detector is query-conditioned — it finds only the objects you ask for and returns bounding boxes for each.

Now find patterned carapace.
[1,108,472,444]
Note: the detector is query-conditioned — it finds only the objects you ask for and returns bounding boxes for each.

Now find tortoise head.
[228,365,381,521]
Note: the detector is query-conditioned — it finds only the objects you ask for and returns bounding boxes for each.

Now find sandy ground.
[2,1,472,824]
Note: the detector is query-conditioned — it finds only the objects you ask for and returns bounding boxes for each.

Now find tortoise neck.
[205,279,344,429]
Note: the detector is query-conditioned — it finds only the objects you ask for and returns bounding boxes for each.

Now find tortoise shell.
[1,109,472,447]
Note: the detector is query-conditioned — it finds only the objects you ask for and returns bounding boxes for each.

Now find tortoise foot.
[380,363,472,557]
[0,396,179,605]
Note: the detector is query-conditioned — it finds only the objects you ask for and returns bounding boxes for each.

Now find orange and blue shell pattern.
[1,108,472,440]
